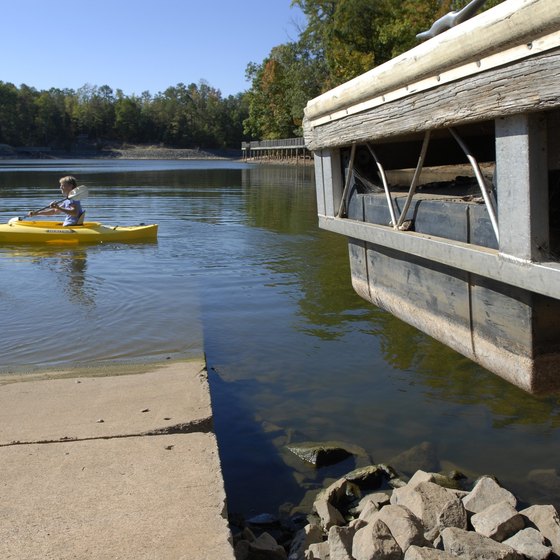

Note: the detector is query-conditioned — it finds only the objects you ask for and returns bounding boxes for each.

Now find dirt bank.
[103,144,241,160]
[0,143,242,161]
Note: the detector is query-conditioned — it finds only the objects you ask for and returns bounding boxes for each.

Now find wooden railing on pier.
[241,138,311,162]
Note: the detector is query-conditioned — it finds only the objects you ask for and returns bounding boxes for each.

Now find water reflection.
[2,246,96,309]
[369,309,560,430]
[50,249,95,308]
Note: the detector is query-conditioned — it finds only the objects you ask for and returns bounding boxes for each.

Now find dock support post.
[313,149,343,218]
[496,113,549,261]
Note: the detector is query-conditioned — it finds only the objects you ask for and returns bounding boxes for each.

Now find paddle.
[26,185,89,218]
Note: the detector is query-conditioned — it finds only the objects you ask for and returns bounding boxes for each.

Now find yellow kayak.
[0,218,158,244]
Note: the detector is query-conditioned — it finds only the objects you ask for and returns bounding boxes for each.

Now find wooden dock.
[303,0,560,394]
[242,138,311,163]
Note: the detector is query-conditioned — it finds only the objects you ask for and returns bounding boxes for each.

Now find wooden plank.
[318,215,560,300]
[304,49,560,151]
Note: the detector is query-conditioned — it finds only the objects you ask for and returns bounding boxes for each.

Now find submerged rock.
[286,441,365,468]
[390,442,440,475]
[345,464,403,490]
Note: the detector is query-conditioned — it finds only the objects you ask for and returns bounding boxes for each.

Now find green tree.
[244,41,325,139]
[0,82,20,145]
[187,81,223,147]
[220,92,250,147]
[72,84,116,140]
[34,88,71,147]
[16,84,39,145]
[149,83,194,146]
[114,92,142,142]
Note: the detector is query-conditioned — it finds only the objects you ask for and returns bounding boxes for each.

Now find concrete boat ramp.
[0,360,235,560]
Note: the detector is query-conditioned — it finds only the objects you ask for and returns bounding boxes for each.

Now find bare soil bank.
[104,144,241,160]
[0,143,241,160]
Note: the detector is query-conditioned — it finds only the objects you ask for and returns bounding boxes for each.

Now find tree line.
[0,0,502,150]
[0,81,248,151]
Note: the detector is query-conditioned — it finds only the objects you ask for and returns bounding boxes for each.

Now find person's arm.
[28,206,59,218]
[28,200,79,218]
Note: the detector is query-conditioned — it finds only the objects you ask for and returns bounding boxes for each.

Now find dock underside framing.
[304,1,560,393]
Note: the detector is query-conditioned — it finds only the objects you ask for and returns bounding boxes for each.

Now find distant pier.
[242,138,311,163]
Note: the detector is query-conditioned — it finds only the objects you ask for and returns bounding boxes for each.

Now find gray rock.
[407,471,435,488]
[441,527,523,559]
[306,541,330,560]
[316,478,353,512]
[390,442,440,475]
[404,545,457,559]
[503,527,552,560]
[446,488,469,500]
[314,498,346,531]
[349,518,368,532]
[358,499,383,524]
[520,504,560,555]
[287,442,354,468]
[247,532,288,560]
[436,492,469,534]
[462,476,517,514]
[373,504,430,552]
[391,481,467,534]
[289,524,325,560]
[407,470,464,491]
[344,464,399,490]
[353,492,391,516]
[352,519,403,560]
[328,525,356,560]
[471,501,525,542]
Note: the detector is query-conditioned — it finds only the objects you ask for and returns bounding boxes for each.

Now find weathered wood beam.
[304,48,560,151]
[319,215,560,301]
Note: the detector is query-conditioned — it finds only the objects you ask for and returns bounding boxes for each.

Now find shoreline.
[1,144,241,161]
[0,143,315,165]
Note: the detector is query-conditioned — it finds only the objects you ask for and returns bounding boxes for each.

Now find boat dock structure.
[0,360,235,560]
[304,0,560,394]
[242,137,311,162]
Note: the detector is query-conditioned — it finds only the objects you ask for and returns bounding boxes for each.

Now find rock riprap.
[284,470,560,560]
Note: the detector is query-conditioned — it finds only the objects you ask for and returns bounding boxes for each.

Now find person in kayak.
[28,176,84,226]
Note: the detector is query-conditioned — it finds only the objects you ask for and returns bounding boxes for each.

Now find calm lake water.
[1,159,559,517]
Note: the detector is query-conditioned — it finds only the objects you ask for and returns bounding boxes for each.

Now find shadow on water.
[208,368,304,516]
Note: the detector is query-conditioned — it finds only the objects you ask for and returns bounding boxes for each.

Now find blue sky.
[2,0,305,97]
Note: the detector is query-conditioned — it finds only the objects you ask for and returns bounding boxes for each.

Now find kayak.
[0,218,158,244]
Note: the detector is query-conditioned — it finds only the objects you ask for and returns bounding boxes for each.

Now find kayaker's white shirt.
[60,199,83,226]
